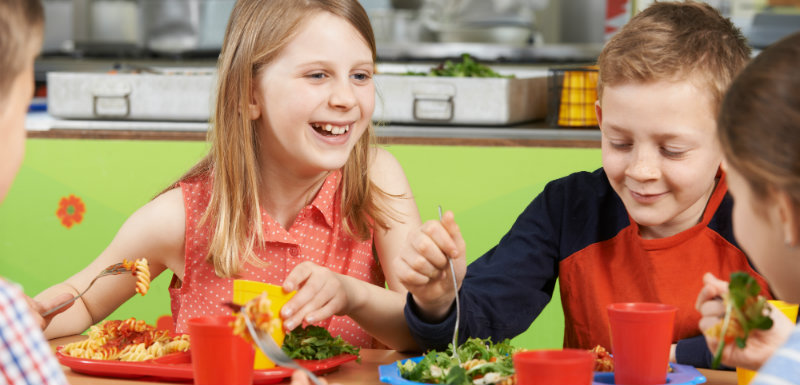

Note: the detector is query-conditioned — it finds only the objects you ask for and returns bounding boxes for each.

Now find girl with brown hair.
[696,32,800,382]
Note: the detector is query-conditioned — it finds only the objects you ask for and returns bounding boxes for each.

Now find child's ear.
[595,100,603,127]
[776,190,800,247]
[248,102,261,120]
[248,84,262,120]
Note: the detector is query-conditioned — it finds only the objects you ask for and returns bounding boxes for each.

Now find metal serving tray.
[47,68,547,126]
[373,71,547,126]
[47,68,216,121]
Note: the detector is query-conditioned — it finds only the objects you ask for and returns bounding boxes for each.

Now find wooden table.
[50,336,737,385]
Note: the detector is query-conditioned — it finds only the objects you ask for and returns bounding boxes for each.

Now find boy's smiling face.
[597,79,722,239]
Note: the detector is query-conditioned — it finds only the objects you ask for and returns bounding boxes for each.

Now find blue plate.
[379,356,707,385]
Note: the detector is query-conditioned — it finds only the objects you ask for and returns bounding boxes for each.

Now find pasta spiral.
[230,293,281,344]
[122,258,151,296]
[60,318,190,362]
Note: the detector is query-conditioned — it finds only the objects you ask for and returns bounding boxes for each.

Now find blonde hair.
[172,0,391,277]
[597,1,749,116]
[718,32,800,207]
[0,0,43,102]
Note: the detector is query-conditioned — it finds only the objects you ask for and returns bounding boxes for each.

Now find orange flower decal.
[56,194,85,228]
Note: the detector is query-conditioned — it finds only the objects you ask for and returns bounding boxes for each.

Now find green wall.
[0,138,601,350]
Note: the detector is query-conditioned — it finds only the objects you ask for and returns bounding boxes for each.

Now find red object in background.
[55,347,356,384]
[605,0,631,40]
[56,194,86,228]
[156,315,176,337]
[34,83,47,97]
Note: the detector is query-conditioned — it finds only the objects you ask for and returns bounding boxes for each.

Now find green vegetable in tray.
[398,337,520,385]
[282,325,360,361]
[705,271,773,369]
[406,54,512,78]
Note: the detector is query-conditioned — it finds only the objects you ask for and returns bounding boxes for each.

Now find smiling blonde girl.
[35,0,421,351]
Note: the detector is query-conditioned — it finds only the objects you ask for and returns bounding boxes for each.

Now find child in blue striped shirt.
[695,31,800,384]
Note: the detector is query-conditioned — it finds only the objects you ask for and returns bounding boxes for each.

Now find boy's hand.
[395,210,466,322]
[25,292,74,330]
[696,272,793,370]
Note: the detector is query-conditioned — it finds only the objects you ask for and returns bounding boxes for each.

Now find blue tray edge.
[378,357,707,385]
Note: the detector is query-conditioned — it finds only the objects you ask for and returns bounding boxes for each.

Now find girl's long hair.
[170,0,393,277]
[718,32,800,207]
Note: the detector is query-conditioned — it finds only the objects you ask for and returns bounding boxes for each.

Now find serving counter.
[25,113,601,148]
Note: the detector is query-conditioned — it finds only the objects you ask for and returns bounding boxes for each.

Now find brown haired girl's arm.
[370,148,467,323]
[281,261,419,351]
[368,147,424,293]
[280,148,424,352]
[369,147,429,349]
[35,188,187,339]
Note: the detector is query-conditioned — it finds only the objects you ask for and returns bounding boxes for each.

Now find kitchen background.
[4,0,799,350]
[37,0,800,59]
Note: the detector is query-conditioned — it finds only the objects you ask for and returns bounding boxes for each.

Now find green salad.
[282,325,360,360]
[406,54,512,78]
[709,272,773,369]
[398,337,521,385]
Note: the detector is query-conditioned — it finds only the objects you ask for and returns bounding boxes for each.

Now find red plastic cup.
[188,315,255,385]
[607,303,677,385]
[513,349,594,385]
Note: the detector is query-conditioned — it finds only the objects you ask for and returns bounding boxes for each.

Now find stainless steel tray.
[47,68,547,126]
[47,69,216,121]
[373,72,547,125]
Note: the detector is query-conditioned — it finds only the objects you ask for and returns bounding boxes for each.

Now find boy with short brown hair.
[0,0,70,383]
[597,0,750,113]
[396,1,769,368]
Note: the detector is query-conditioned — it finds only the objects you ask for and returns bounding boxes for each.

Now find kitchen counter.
[33,48,601,148]
[25,112,600,148]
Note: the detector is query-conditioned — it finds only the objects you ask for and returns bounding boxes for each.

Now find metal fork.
[41,262,130,317]
[438,206,461,365]
[226,302,323,385]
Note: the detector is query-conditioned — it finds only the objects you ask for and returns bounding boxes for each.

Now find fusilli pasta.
[60,318,189,362]
[122,258,151,295]
[230,293,281,344]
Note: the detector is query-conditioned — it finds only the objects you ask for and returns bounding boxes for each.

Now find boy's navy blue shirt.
[404,168,772,369]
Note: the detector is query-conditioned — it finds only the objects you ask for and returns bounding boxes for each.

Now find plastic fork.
[42,262,130,317]
[438,206,461,365]
[223,301,323,385]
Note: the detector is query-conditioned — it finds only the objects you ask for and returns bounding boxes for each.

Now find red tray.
[56,347,358,384]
